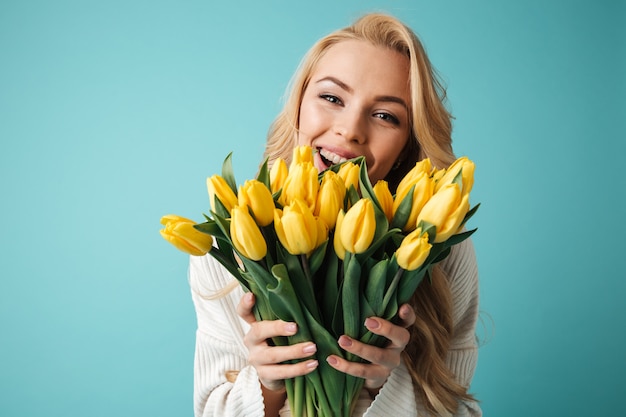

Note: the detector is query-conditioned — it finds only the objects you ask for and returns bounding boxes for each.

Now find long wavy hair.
[263,13,474,415]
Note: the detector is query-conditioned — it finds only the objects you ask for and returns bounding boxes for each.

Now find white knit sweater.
[188,238,482,417]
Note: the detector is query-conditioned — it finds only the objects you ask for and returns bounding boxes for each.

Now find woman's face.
[298,39,411,184]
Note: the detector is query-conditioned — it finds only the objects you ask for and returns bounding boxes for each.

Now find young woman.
[189,12,481,417]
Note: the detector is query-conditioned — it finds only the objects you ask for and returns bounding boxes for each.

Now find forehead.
[311,40,411,97]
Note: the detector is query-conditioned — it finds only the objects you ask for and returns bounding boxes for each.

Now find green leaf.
[346,184,360,207]
[256,157,271,189]
[308,240,328,277]
[342,252,361,338]
[221,152,238,195]
[396,267,428,306]
[357,158,375,204]
[416,219,438,243]
[460,203,480,228]
[213,195,231,219]
[430,246,451,264]
[321,244,340,329]
[446,228,477,247]
[267,265,307,335]
[359,293,376,334]
[239,256,277,291]
[364,259,388,317]
[275,246,320,322]
[194,220,222,237]
[390,185,414,230]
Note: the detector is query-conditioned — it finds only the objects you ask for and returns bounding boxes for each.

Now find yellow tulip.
[278,161,319,211]
[435,156,475,196]
[230,206,267,261]
[238,179,275,227]
[207,175,238,214]
[392,171,434,232]
[290,145,314,168]
[333,210,346,260]
[337,161,360,192]
[396,158,432,200]
[159,215,213,256]
[339,198,376,254]
[395,228,432,271]
[431,167,446,183]
[372,180,393,223]
[315,170,346,229]
[274,199,324,255]
[269,158,289,194]
[417,183,470,243]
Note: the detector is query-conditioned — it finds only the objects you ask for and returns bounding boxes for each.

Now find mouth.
[317,147,351,168]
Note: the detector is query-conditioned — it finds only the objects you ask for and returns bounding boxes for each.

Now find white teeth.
[319,148,348,165]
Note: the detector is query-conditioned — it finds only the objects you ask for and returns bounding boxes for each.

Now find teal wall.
[1,1,624,416]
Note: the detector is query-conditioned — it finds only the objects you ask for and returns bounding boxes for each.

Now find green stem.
[381,267,405,310]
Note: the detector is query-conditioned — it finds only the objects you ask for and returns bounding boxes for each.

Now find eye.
[374,112,400,125]
[319,94,343,105]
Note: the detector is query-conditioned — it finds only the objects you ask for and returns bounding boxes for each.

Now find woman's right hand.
[237,292,319,392]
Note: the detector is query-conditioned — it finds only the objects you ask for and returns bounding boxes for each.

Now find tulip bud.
[238,179,275,227]
[333,210,346,260]
[417,183,470,243]
[435,156,475,196]
[315,170,346,229]
[207,175,238,214]
[372,180,393,223]
[278,161,319,211]
[339,198,376,254]
[395,228,432,271]
[274,199,323,255]
[269,158,289,194]
[230,206,267,261]
[337,161,360,192]
[160,215,213,256]
[392,171,434,231]
[290,145,314,169]
[396,159,432,198]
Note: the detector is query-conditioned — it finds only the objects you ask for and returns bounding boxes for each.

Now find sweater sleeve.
[440,238,482,417]
[188,254,268,417]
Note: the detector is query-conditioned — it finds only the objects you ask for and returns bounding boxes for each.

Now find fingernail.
[399,305,410,317]
[306,360,319,369]
[302,343,317,354]
[365,318,380,329]
[326,356,338,366]
[244,292,254,304]
[285,323,297,334]
[338,335,352,347]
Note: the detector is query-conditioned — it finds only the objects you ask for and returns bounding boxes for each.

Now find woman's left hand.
[325,303,416,394]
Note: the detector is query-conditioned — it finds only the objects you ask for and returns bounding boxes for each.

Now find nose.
[333,108,366,144]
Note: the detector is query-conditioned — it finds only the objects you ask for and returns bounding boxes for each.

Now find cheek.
[298,99,326,138]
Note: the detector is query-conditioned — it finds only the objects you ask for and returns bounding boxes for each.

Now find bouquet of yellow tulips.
[160,145,479,417]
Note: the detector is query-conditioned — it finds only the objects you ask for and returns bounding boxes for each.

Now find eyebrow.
[315,76,408,110]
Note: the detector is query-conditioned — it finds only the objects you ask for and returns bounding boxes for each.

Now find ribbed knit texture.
[189,238,482,416]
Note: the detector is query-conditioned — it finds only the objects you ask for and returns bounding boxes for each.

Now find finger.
[257,359,319,385]
[326,354,387,387]
[236,292,257,324]
[364,317,410,349]
[251,342,318,367]
[337,335,401,370]
[245,320,299,346]
[397,303,416,328]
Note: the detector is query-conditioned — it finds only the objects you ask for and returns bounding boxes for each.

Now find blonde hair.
[263,13,474,414]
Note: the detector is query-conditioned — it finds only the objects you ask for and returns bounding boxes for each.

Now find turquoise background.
[1,1,624,416]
